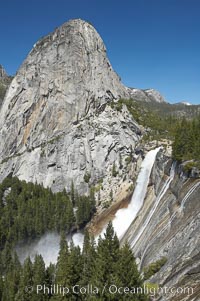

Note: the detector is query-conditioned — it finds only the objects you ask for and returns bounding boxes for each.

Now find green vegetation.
[83,171,91,183]
[103,200,111,209]
[0,222,148,300]
[112,162,118,177]
[0,83,6,102]
[172,116,200,167]
[125,155,132,165]
[0,175,97,271]
[143,257,167,280]
[76,191,96,227]
[109,99,200,171]
[0,75,13,106]
[109,98,200,142]
[109,99,179,140]
[0,176,75,254]
[183,161,198,173]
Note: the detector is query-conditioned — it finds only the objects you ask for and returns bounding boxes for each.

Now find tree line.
[172,116,200,167]
[0,222,148,300]
[0,176,95,274]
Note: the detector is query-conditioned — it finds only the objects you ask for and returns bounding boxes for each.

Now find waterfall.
[108,147,161,239]
[130,162,176,248]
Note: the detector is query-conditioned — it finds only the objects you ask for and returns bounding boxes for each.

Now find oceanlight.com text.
[24,283,194,297]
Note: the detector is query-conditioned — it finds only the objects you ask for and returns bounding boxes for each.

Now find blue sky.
[0,0,199,104]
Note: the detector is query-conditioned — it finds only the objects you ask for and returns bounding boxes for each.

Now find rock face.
[0,65,7,79]
[0,19,140,195]
[144,88,166,103]
[0,65,12,108]
[127,87,167,103]
[122,152,200,301]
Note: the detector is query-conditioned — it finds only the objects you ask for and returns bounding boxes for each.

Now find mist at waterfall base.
[99,147,161,240]
[16,147,160,266]
[16,232,84,266]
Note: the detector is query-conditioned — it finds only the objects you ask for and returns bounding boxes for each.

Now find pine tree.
[16,257,33,301]
[0,274,3,301]
[45,263,56,290]
[112,162,118,177]
[0,241,12,274]
[67,241,83,289]
[1,252,21,301]
[119,153,123,169]
[56,232,70,287]
[115,243,148,300]
[70,180,75,206]
[81,230,96,286]
[32,254,47,301]
[91,222,119,300]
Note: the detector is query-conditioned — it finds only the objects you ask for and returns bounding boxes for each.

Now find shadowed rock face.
[0,19,140,194]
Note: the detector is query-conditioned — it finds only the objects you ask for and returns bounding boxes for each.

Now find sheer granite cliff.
[0,19,141,195]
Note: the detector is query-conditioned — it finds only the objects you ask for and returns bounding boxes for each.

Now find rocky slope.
[122,151,200,301]
[0,65,12,108]
[0,65,7,79]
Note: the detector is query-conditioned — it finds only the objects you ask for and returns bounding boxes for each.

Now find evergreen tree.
[0,274,3,301]
[115,243,148,300]
[81,230,96,287]
[91,222,119,300]
[119,153,123,169]
[55,232,70,288]
[76,195,95,227]
[70,180,75,206]
[67,242,83,290]
[45,263,56,292]
[172,115,200,166]
[32,254,47,301]
[112,162,118,177]
[16,257,33,301]
[1,252,21,301]
[0,241,13,274]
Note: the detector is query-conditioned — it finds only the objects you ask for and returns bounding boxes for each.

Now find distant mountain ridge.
[126,87,167,103]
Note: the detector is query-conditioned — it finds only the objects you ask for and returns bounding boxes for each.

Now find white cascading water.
[101,147,161,240]
[181,181,200,209]
[130,162,176,248]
